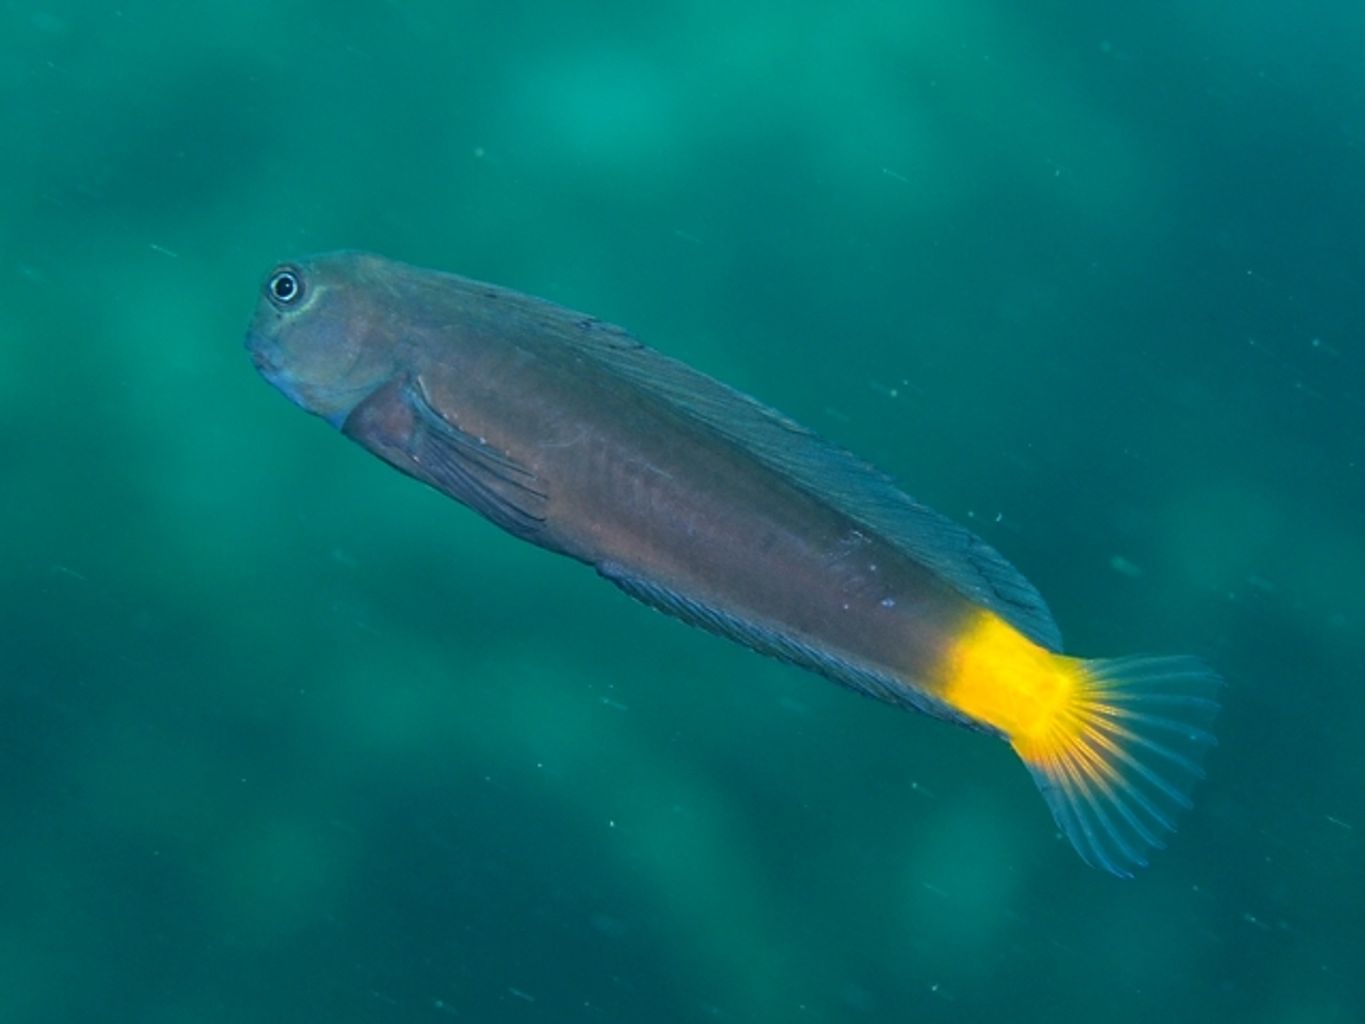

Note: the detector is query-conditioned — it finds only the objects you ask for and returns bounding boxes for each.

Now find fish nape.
[246,251,1221,877]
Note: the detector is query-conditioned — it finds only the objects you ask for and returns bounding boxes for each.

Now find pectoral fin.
[398,377,549,539]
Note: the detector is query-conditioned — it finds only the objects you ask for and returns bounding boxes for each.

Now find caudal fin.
[1014,655,1221,878]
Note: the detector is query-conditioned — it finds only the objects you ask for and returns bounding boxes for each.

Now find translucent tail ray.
[1014,655,1222,878]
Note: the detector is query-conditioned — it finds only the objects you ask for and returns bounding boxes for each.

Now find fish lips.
[247,342,275,375]
[245,329,311,412]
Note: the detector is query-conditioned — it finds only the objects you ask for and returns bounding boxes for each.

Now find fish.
[246,252,1220,877]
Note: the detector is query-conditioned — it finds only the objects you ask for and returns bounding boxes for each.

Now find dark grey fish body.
[247,252,1220,878]
[249,254,998,712]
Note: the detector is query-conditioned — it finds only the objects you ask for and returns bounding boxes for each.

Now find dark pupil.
[272,273,298,302]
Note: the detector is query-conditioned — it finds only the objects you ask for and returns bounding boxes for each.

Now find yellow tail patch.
[942,612,1221,877]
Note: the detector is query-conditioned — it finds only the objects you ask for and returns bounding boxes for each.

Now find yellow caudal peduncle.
[939,612,1091,761]
[937,610,1222,878]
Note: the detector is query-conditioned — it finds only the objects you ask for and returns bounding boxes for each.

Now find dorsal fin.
[525,300,1063,652]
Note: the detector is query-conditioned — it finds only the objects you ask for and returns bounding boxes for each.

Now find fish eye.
[267,268,303,306]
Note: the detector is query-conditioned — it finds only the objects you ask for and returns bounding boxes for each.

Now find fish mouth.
[245,333,310,411]
[245,331,276,373]
[243,328,376,428]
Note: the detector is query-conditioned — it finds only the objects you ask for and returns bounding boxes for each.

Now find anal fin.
[598,561,982,728]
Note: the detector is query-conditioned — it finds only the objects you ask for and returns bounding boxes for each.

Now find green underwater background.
[4,1,1364,1021]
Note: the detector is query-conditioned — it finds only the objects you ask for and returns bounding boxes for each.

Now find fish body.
[247,252,1220,877]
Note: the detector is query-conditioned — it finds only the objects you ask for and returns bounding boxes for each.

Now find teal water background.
[4,2,1363,1021]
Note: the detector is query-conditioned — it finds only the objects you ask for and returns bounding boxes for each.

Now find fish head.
[246,253,406,427]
